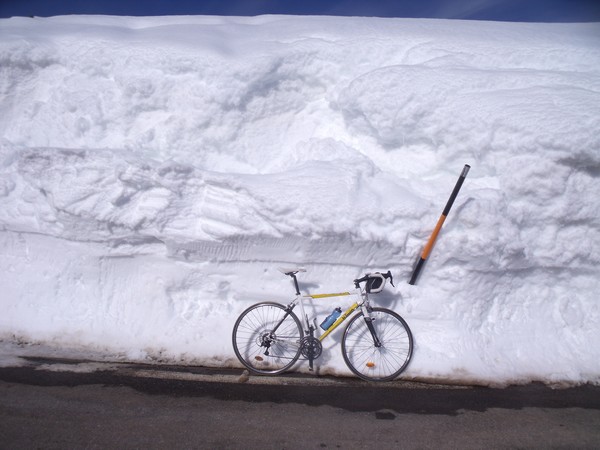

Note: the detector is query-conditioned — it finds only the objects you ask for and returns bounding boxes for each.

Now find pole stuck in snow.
[408,164,471,285]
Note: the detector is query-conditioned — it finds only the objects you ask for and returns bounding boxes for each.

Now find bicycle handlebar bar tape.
[408,164,470,285]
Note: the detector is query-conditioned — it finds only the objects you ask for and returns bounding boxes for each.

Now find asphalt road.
[1,357,599,449]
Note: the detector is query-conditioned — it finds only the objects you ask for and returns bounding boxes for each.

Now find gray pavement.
[1,356,599,449]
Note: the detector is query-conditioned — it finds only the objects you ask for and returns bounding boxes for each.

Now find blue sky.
[1,0,600,22]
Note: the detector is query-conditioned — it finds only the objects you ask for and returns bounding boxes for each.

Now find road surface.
[1,356,599,449]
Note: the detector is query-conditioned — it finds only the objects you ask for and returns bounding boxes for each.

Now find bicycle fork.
[362,306,382,348]
[364,316,382,347]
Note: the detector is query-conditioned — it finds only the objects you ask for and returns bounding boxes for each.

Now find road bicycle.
[232,268,413,382]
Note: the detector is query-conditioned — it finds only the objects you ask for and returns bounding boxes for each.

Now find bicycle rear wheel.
[342,307,413,382]
[232,302,304,375]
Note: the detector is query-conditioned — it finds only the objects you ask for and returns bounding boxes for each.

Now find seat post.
[289,273,301,296]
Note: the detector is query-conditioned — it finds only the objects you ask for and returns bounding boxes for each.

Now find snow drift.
[1,15,599,385]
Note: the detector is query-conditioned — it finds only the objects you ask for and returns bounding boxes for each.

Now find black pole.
[408,164,470,285]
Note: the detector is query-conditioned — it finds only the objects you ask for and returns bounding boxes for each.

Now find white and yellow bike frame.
[298,291,361,341]
[279,268,383,370]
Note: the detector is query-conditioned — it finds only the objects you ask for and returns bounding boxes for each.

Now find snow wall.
[1,15,599,386]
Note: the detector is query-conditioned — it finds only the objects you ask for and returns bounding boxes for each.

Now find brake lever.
[354,275,369,289]
[386,270,395,287]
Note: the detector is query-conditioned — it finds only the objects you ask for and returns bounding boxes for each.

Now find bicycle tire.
[341,307,413,382]
[232,302,304,375]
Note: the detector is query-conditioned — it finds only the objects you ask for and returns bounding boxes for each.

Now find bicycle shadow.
[369,290,403,311]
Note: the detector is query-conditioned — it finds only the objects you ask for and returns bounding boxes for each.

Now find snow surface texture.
[1,15,599,386]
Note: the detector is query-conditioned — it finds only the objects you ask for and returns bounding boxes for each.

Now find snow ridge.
[1,15,599,385]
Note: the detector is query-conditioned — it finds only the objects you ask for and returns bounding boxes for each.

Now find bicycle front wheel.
[342,307,413,382]
[232,302,304,375]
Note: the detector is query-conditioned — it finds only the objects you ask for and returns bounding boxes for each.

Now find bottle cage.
[365,272,386,294]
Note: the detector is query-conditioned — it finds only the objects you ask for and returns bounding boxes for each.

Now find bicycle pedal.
[366,362,375,368]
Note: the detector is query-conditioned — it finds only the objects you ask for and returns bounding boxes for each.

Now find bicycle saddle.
[277,267,306,275]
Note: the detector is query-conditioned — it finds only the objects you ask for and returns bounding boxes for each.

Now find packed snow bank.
[1,15,599,386]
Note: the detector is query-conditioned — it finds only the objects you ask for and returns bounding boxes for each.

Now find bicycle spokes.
[232,302,304,375]
[342,308,413,382]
